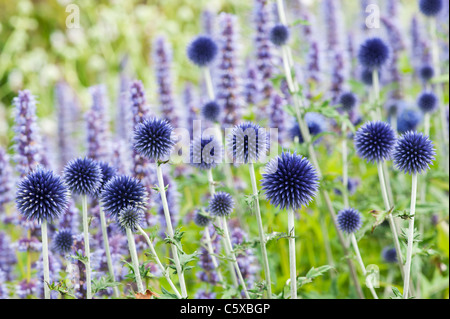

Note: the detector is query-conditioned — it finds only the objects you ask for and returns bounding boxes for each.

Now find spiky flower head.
[358,38,390,70]
[191,136,223,170]
[16,168,69,223]
[354,121,396,163]
[202,101,221,122]
[117,206,145,233]
[261,152,319,211]
[226,122,267,164]
[101,175,147,218]
[337,208,362,234]
[209,192,234,217]
[339,92,358,112]
[133,118,174,160]
[417,92,439,114]
[269,24,290,46]
[194,210,210,227]
[419,0,443,16]
[98,161,117,193]
[381,246,397,263]
[393,131,435,174]
[187,36,218,67]
[419,65,434,82]
[63,157,102,196]
[52,229,74,254]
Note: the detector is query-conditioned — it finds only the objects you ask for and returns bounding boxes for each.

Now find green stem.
[81,195,92,299]
[126,227,144,294]
[342,122,350,208]
[249,163,272,298]
[41,220,50,299]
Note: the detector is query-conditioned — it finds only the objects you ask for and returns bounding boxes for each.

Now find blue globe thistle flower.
[337,208,362,234]
[290,113,328,144]
[419,0,443,16]
[191,136,223,170]
[261,152,319,211]
[202,101,221,122]
[187,36,218,67]
[98,161,117,193]
[417,92,439,114]
[63,157,102,196]
[133,118,174,160]
[52,229,74,254]
[397,107,423,134]
[354,121,396,163]
[358,38,390,70]
[227,122,267,164]
[16,168,69,223]
[209,192,234,217]
[381,246,397,263]
[393,131,436,174]
[419,65,434,82]
[117,206,145,233]
[339,92,358,112]
[100,175,148,218]
[361,68,381,86]
[269,24,290,46]
[194,210,210,227]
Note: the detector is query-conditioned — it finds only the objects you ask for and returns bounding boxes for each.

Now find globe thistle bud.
[16,168,69,223]
[381,246,397,263]
[354,121,396,163]
[63,157,102,196]
[419,65,434,82]
[397,107,423,134]
[226,122,267,164]
[289,113,327,144]
[202,101,221,123]
[52,229,74,254]
[339,92,358,112]
[417,92,439,114]
[187,36,218,67]
[191,136,223,170]
[358,38,390,70]
[337,208,362,234]
[117,206,144,233]
[393,131,436,175]
[100,175,148,218]
[419,0,443,16]
[269,24,290,46]
[261,152,319,211]
[133,118,174,160]
[194,210,210,227]
[209,192,234,217]
[98,161,117,194]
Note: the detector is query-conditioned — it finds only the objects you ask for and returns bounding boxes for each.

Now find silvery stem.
[81,195,92,299]
[287,209,297,299]
[41,219,50,299]
[342,122,349,208]
[204,226,224,285]
[126,227,144,294]
[204,67,215,100]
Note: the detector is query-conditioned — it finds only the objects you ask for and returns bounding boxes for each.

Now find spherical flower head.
[339,92,358,112]
[289,113,327,144]
[419,65,434,82]
[16,168,69,223]
[202,101,221,122]
[393,131,436,175]
[117,206,144,233]
[209,192,234,217]
[52,229,74,254]
[417,92,438,114]
[269,24,290,47]
[63,157,102,196]
[358,38,390,70]
[354,121,396,163]
[191,136,223,170]
[100,175,148,218]
[194,210,210,227]
[227,122,267,164]
[261,152,319,211]
[397,107,423,134]
[337,208,362,234]
[381,246,397,263]
[419,0,443,16]
[98,161,117,193]
[187,36,218,67]
[133,118,174,160]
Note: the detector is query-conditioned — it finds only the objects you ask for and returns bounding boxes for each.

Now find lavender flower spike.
[0,147,14,214]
